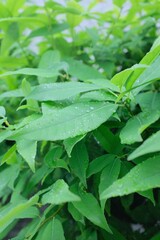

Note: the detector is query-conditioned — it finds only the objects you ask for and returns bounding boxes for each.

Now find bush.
[0,0,160,239]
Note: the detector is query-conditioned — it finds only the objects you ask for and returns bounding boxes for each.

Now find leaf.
[26,82,104,101]
[100,156,160,200]
[68,203,84,224]
[111,64,148,88]
[71,184,111,233]
[66,58,103,81]
[35,218,65,240]
[28,23,69,38]
[38,50,61,83]
[94,125,123,154]
[136,92,160,111]
[69,141,89,186]
[87,78,119,92]
[6,0,25,16]
[120,110,160,144]
[0,164,20,192]
[0,195,39,232]
[128,130,160,160]
[99,158,121,197]
[0,63,68,78]
[80,90,116,102]
[44,146,69,171]
[87,154,115,178]
[41,179,80,205]
[125,44,160,91]
[0,17,45,24]
[138,190,155,205]
[16,139,37,172]
[63,135,85,157]
[66,1,83,27]
[0,106,6,118]
[21,79,39,112]
[0,89,24,100]
[132,56,160,95]
[10,102,117,141]
[0,130,15,144]
[1,144,17,165]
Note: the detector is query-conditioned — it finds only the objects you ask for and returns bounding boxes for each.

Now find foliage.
[0,0,160,239]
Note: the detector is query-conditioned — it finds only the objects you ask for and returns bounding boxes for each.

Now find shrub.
[0,0,160,239]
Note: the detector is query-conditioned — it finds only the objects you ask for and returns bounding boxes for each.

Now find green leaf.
[41,179,80,205]
[0,106,6,118]
[1,22,19,56]
[101,156,160,200]
[38,50,61,83]
[87,154,115,178]
[28,23,69,38]
[138,189,155,205]
[1,144,17,165]
[94,125,123,154]
[150,232,160,240]
[87,78,119,92]
[26,82,104,101]
[125,45,160,90]
[21,79,39,112]
[132,56,160,95]
[69,141,89,186]
[16,139,37,172]
[111,64,147,88]
[63,135,85,157]
[128,130,160,160]
[0,63,68,78]
[6,0,25,16]
[0,130,14,144]
[0,89,23,100]
[35,218,65,240]
[44,147,69,171]
[0,195,39,232]
[66,1,83,27]
[71,184,111,233]
[0,164,19,192]
[120,110,160,144]
[68,203,84,224]
[99,158,121,199]
[11,102,117,141]
[66,58,103,81]
[136,92,160,111]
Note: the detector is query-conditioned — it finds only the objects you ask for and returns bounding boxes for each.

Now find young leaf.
[101,156,160,200]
